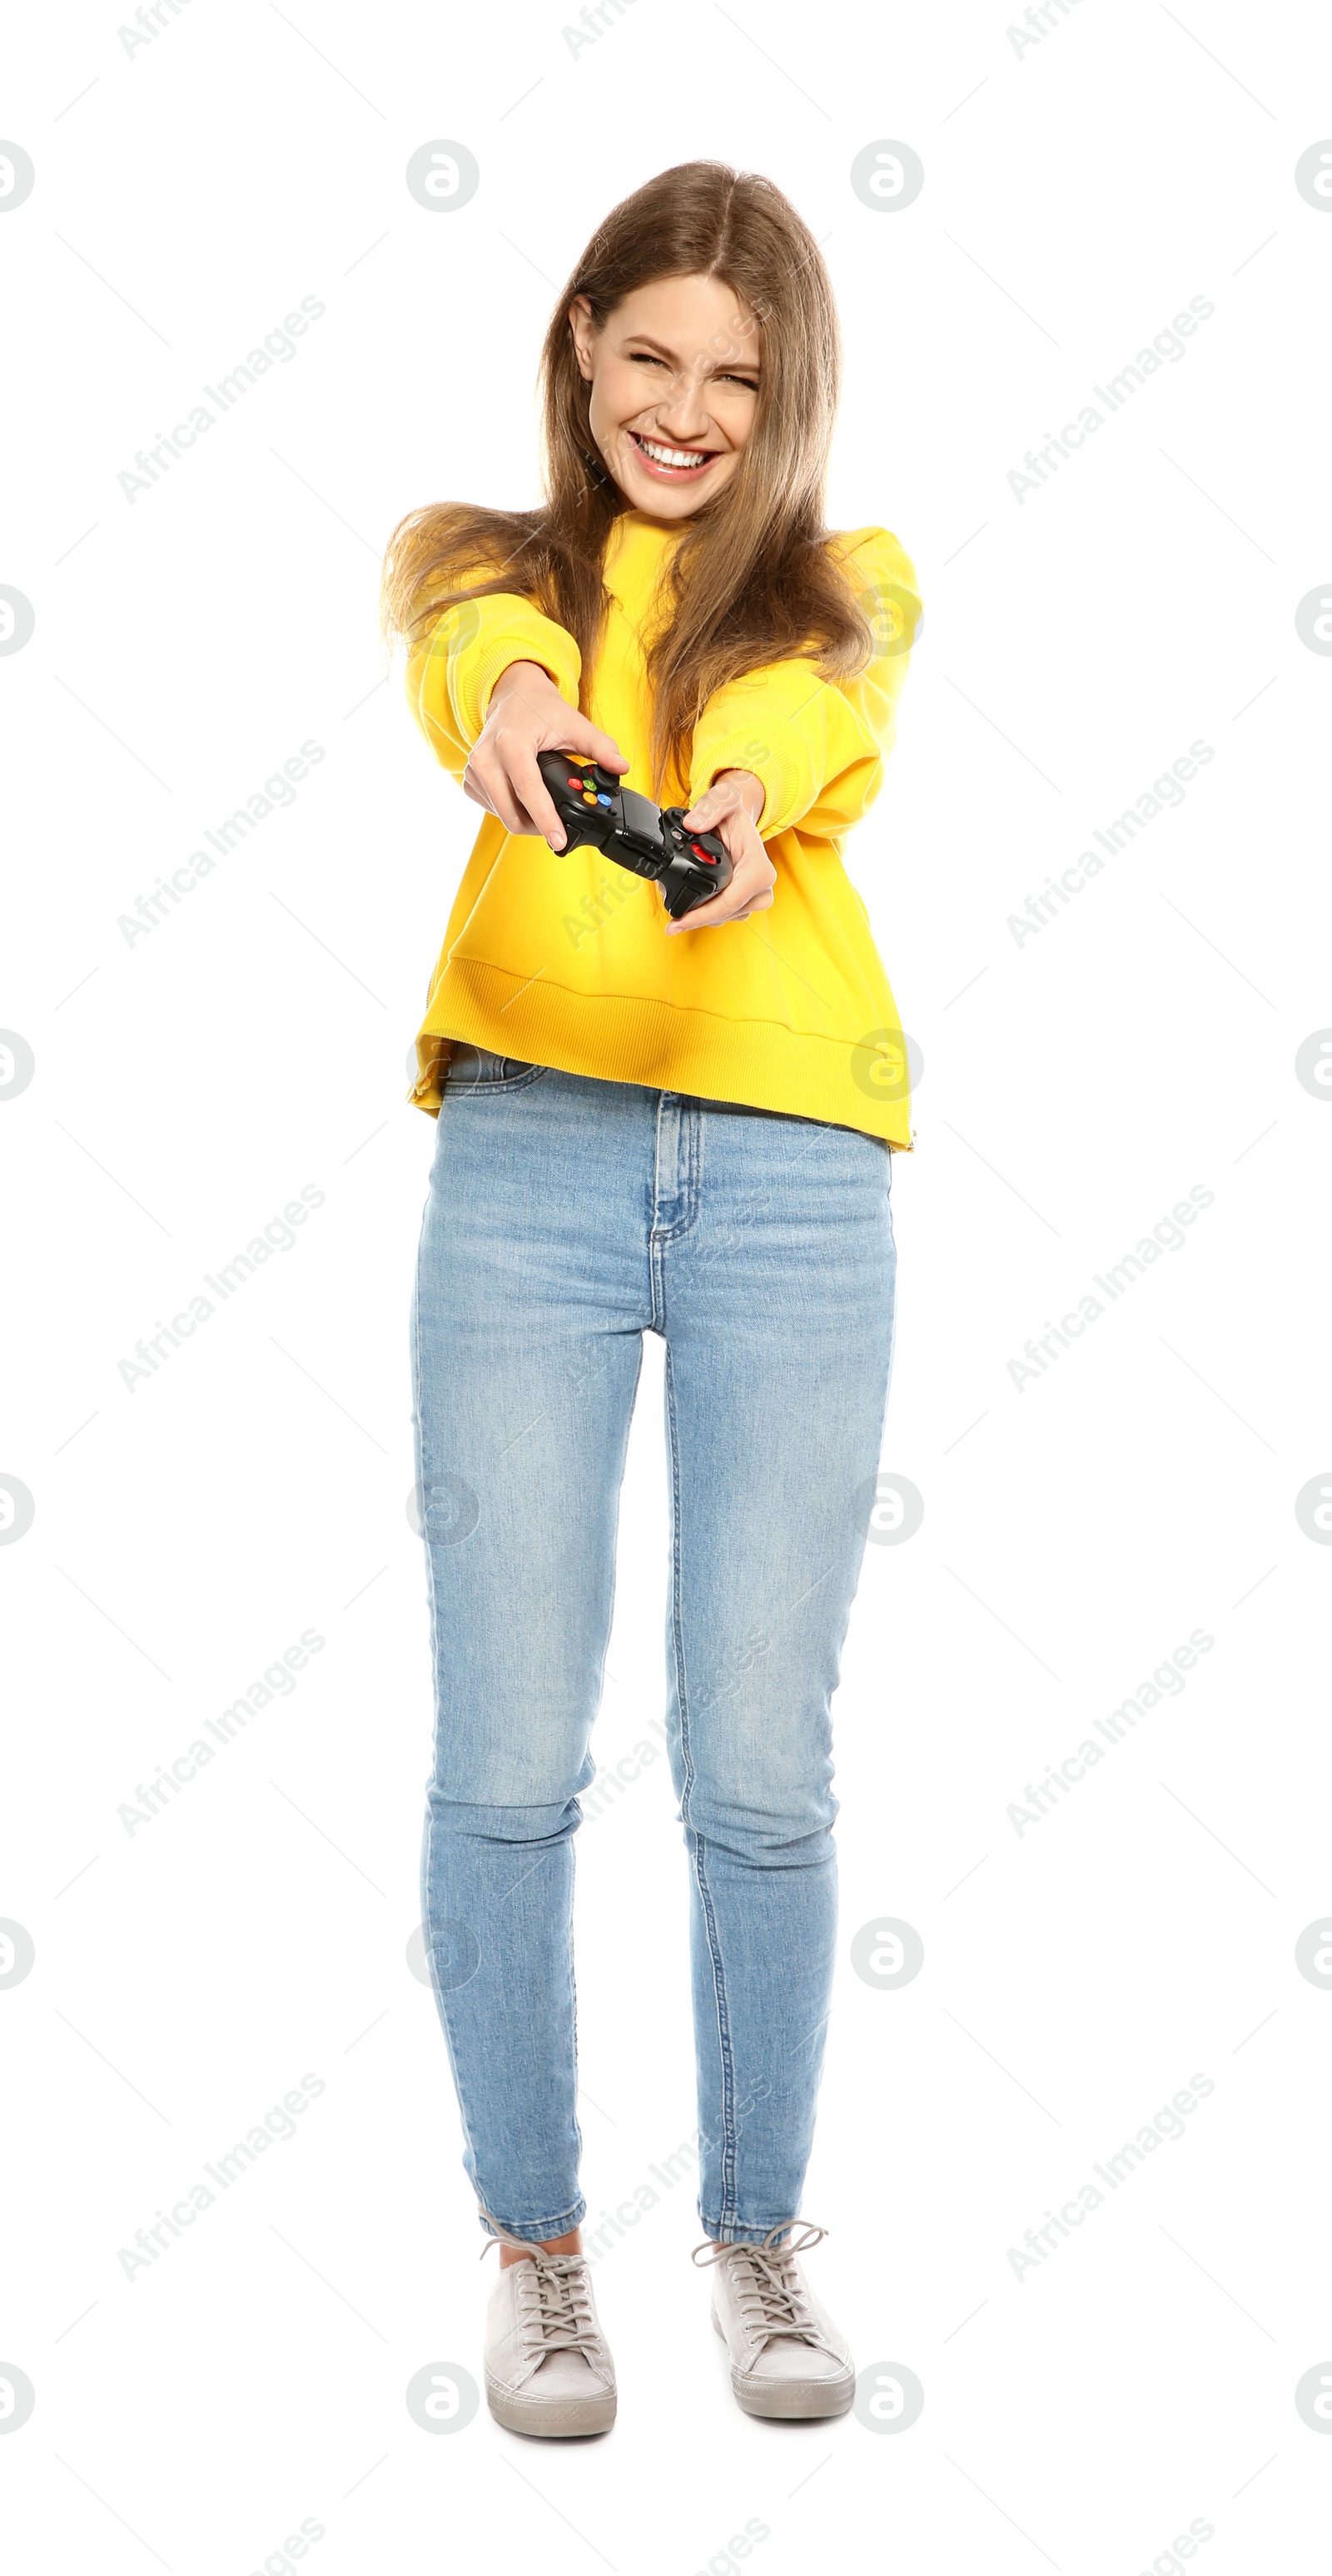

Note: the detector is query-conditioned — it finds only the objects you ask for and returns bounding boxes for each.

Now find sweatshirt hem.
[408,957,913,1148]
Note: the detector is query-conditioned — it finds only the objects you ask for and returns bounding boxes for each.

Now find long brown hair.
[380,161,877,796]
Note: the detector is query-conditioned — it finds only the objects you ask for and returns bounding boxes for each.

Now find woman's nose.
[650,371,713,441]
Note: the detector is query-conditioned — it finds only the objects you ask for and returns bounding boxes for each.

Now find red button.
[692,842,718,861]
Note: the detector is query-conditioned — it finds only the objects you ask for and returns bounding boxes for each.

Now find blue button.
[596,792,612,807]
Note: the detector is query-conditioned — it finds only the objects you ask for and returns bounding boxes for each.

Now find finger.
[506,745,573,848]
[466,755,532,839]
[560,719,628,772]
[664,854,773,933]
[461,761,506,819]
[664,886,760,934]
[681,784,738,830]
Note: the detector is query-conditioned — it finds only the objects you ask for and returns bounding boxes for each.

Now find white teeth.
[637,434,713,469]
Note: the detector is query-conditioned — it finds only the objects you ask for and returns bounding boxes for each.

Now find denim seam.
[695,2216,801,2246]
[415,1144,566,2228]
[648,1095,702,1248]
[445,1065,550,1094]
[477,2197,587,2243]
[415,1210,491,2202]
[664,1338,738,2234]
[692,1838,737,2227]
[569,1829,584,2189]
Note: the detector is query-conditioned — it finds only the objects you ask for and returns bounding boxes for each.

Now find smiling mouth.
[628,429,720,474]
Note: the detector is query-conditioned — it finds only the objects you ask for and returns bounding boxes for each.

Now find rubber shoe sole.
[485,2373,616,2438]
[712,2305,855,2420]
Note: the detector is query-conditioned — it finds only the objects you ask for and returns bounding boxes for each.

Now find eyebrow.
[621,331,761,373]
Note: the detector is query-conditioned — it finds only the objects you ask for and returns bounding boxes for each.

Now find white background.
[3,2,1331,2569]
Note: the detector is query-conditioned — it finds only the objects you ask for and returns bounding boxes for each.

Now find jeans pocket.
[443,1045,549,1093]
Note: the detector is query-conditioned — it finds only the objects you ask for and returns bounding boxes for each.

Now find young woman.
[381,161,921,2438]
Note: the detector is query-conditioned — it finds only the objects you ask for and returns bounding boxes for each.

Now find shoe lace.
[480,2216,601,2362]
[691,2220,828,2346]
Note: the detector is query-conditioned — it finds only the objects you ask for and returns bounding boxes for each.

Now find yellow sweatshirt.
[404,509,922,1145]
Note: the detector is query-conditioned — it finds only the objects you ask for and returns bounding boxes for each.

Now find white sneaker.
[480,2219,616,2438]
[693,2222,855,2420]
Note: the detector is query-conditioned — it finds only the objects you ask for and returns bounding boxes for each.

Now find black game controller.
[535,751,733,921]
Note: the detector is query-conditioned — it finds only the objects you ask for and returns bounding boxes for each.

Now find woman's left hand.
[664,770,775,935]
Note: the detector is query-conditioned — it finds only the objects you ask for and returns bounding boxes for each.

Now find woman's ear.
[569,295,596,382]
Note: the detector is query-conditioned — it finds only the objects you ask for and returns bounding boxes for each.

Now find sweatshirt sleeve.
[687,527,922,841]
[405,589,583,780]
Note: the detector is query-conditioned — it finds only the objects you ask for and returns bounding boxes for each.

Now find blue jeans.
[411,1048,897,2246]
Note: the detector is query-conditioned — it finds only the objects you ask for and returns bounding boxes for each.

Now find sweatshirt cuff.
[447,606,583,745]
[688,718,817,843]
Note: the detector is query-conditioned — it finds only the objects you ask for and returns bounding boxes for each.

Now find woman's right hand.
[462,659,628,849]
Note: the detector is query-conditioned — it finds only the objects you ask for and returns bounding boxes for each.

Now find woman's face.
[569,272,763,520]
